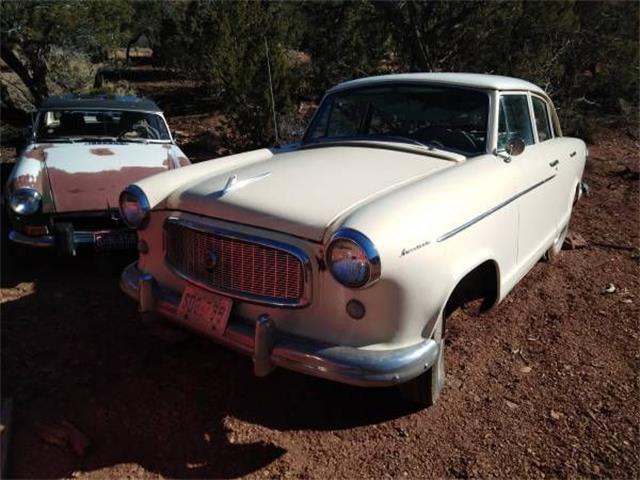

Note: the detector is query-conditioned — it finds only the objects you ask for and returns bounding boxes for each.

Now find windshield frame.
[33,108,174,144]
[303,82,492,157]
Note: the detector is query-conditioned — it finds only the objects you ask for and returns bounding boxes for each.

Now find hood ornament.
[215,172,271,198]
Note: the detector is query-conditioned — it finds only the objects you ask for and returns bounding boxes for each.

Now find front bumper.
[120,262,439,387]
[9,227,136,255]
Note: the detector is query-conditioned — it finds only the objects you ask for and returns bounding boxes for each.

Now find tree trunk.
[1,44,48,104]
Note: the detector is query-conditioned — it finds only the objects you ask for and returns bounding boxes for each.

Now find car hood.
[42,143,189,213]
[166,146,455,241]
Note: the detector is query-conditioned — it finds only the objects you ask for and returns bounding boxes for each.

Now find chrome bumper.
[9,228,135,254]
[9,229,105,248]
[120,262,439,387]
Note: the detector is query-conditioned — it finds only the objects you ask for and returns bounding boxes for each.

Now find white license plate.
[177,285,233,336]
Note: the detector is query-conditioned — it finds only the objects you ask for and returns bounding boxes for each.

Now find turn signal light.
[24,225,48,236]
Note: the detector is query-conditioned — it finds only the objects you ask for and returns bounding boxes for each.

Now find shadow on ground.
[1,225,415,478]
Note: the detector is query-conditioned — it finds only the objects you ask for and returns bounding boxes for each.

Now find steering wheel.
[413,126,478,152]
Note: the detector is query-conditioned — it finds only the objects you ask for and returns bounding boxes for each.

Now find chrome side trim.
[120,262,440,387]
[164,216,313,308]
[437,174,556,242]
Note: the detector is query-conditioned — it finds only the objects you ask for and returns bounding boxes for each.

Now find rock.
[564,232,588,250]
[505,399,519,410]
[36,420,91,457]
[602,283,616,294]
[550,410,563,420]
[520,366,532,374]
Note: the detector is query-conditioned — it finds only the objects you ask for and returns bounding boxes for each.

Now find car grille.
[165,220,306,305]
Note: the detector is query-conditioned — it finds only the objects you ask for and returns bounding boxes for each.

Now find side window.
[531,97,552,142]
[497,95,534,150]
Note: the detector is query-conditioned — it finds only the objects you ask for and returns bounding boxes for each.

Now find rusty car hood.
[165,146,454,241]
[37,142,189,213]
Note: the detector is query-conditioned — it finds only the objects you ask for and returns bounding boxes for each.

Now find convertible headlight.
[326,228,381,288]
[9,188,41,215]
[119,185,150,228]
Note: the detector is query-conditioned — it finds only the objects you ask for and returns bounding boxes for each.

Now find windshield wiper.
[37,137,76,143]
[77,136,120,143]
[116,134,149,144]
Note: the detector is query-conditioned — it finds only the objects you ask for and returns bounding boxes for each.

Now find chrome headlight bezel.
[326,228,381,288]
[119,184,150,229]
[9,188,42,216]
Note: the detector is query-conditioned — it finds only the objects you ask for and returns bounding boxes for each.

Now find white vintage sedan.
[119,73,586,406]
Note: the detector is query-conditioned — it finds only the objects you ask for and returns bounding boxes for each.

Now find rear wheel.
[398,317,445,407]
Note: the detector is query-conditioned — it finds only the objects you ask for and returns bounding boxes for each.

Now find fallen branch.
[590,241,637,252]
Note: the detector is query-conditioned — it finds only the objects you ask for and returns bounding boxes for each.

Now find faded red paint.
[24,145,53,162]
[9,167,55,213]
[90,148,115,156]
[47,166,167,212]
[12,172,43,191]
[178,156,191,167]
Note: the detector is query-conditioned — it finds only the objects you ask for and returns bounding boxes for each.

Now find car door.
[531,94,571,231]
[531,95,577,229]
[497,92,559,268]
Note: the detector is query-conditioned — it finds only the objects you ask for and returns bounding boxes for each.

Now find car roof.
[39,95,162,112]
[328,73,547,96]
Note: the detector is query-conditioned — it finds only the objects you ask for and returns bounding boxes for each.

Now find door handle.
[549,160,559,167]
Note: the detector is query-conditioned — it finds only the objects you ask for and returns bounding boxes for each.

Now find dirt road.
[1,128,638,478]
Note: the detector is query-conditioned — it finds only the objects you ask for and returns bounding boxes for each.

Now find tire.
[398,317,445,407]
[545,222,569,263]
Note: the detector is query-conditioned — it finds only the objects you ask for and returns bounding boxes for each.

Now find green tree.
[300,1,391,93]
[156,0,306,149]
[1,0,133,105]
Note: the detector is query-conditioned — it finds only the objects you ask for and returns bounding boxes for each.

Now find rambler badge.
[204,249,218,273]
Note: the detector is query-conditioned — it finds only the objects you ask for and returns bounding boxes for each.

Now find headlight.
[9,188,41,215]
[119,185,150,228]
[326,228,381,288]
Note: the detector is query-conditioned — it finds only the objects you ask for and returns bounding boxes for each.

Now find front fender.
[6,145,55,213]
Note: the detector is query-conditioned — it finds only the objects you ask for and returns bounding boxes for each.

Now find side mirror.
[506,137,525,157]
[172,130,184,145]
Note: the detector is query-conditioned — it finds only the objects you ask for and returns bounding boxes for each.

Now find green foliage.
[300,1,390,93]
[1,0,638,146]
[1,0,133,103]
[156,1,306,149]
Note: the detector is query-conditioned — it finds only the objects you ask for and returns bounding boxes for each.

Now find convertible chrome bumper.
[120,262,439,387]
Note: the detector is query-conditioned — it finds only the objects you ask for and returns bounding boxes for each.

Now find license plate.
[95,230,137,251]
[177,285,233,336]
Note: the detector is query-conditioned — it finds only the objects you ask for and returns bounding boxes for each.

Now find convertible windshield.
[35,109,171,142]
[304,84,489,155]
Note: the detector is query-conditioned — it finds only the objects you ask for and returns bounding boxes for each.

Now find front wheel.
[398,318,445,407]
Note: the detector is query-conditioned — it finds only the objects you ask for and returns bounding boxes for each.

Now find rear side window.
[531,97,552,142]
[498,95,534,149]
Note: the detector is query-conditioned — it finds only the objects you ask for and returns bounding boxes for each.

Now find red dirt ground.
[1,127,638,479]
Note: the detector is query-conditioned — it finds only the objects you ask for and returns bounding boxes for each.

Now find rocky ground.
[1,126,638,479]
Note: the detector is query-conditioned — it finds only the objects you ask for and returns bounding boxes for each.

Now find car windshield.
[35,109,171,142]
[304,84,489,156]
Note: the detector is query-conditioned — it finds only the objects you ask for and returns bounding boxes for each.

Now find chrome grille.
[165,219,306,305]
